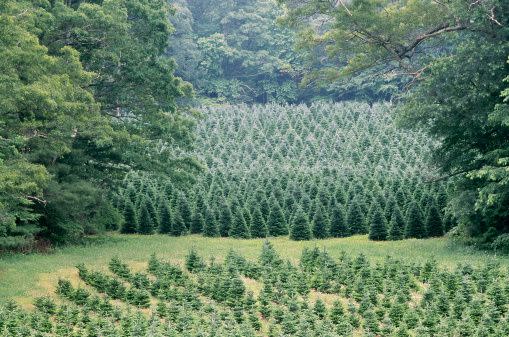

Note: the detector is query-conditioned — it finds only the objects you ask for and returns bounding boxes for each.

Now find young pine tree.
[290,207,311,241]
[158,202,172,234]
[170,209,187,236]
[219,202,233,237]
[368,205,388,241]
[330,205,348,237]
[230,210,250,239]
[190,211,205,234]
[312,204,330,239]
[388,206,406,240]
[137,203,154,235]
[176,193,192,230]
[203,208,219,237]
[267,202,288,236]
[405,202,426,239]
[425,202,444,237]
[347,198,366,234]
[121,201,138,234]
[250,207,268,238]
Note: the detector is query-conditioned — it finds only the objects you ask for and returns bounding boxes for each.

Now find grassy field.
[1,234,507,308]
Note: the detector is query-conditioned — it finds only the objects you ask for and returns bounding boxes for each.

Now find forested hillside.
[118,103,450,241]
[167,0,395,104]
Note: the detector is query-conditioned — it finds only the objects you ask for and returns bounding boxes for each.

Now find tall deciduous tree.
[0,0,198,248]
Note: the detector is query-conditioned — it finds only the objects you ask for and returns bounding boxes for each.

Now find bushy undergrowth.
[2,242,508,336]
[115,102,452,241]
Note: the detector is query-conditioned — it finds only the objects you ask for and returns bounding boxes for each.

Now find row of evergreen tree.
[115,103,453,241]
[4,243,509,336]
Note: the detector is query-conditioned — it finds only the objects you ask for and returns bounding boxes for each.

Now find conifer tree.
[388,206,406,240]
[243,207,252,230]
[137,203,154,235]
[330,300,345,325]
[163,182,175,203]
[121,201,138,234]
[267,201,288,236]
[368,205,388,241]
[312,204,330,239]
[176,193,192,230]
[290,207,311,241]
[250,207,268,238]
[143,197,159,228]
[158,202,172,234]
[330,205,349,237]
[405,202,426,239]
[190,211,205,234]
[194,192,206,215]
[230,210,250,239]
[219,203,233,237]
[347,198,366,234]
[203,208,219,237]
[170,210,187,236]
[425,202,444,237]
[384,194,397,221]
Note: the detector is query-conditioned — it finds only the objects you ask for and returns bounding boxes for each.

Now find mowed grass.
[1,234,507,308]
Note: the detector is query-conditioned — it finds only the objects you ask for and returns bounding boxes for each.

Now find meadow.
[1,234,507,307]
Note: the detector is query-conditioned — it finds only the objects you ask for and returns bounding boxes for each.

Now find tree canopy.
[0,0,198,249]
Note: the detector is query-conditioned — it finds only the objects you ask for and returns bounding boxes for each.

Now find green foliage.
[312,204,329,239]
[170,209,187,237]
[347,198,366,235]
[121,201,137,234]
[368,205,388,241]
[230,210,250,239]
[279,0,509,246]
[137,203,154,235]
[0,0,197,248]
[425,202,444,238]
[190,211,205,235]
[158,202,172,235]
[330,205,348,238]
[219,203,233,237]
[120,103,448,242]
[405,202,426,239]
[170,0,304,103]
[290,207,311,241]
[388,206,406,241]
[250,208,268,238]
[203,208,219,237]
[267,202,288,237]
[4,243,509,336]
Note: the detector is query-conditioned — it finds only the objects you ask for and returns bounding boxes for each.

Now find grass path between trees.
[1,234,507,308]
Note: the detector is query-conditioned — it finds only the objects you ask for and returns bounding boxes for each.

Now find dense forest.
[118,103,451,241]
[0,0,508,252]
